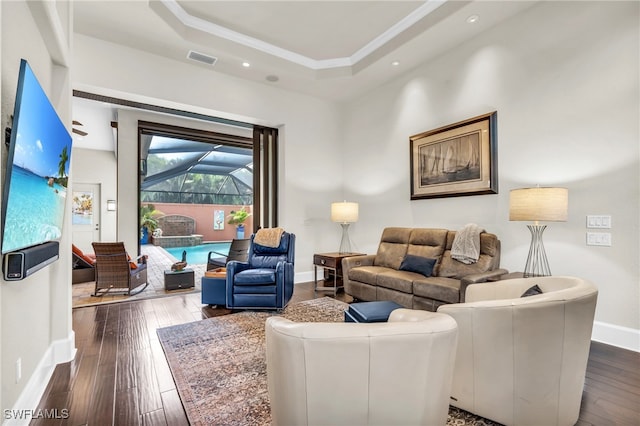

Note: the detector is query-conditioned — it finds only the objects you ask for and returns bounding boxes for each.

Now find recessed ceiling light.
[466,15,479,24]
[391,61,400,66]
[242,61,251,68]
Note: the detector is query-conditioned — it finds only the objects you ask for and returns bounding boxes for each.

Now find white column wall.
[1,0,75,414]
[71,148,118,243]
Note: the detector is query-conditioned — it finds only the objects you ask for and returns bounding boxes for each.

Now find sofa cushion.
[377,270,418,294]
[407,228,448,259]
[234,268,276,285]
[479,233,499,257]
[374,228,411,269]
[438,251,495,279]
[348,266,392,286]
[399,255,437,277]
[445,230,498,252]
[413,276,461,304]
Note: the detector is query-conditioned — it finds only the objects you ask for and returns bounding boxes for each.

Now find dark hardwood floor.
[33,282,639,425]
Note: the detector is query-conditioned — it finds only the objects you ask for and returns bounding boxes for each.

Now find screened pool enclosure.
[140,134,253,206]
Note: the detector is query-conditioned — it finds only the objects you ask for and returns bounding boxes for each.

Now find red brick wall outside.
[149,203,253,242]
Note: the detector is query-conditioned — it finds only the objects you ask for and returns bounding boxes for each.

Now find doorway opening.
[138,121,278,265]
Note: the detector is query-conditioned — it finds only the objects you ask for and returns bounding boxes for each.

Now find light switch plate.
[586,215,611,229]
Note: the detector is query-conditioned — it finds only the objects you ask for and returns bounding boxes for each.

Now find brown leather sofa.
[343,227,507,310]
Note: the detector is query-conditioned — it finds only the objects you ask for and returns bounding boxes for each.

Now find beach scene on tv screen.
[1,62,72,254]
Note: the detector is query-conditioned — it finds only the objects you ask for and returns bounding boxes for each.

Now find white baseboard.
[3,331,76,426]
[592,321,640,352]
[295,270,316,284]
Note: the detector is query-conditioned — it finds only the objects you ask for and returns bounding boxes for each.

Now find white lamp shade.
[331,202,359,223]
[509,187,568,222]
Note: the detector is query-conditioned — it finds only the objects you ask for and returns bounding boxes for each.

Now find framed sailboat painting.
[410,111,498,200]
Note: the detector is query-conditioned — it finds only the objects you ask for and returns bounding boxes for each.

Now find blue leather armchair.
[226,232,295,309]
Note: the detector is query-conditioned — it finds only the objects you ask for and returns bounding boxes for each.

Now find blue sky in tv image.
[11,61,72,178]
[1,60,72,254]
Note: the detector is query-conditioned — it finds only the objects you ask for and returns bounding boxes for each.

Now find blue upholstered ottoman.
[345,301,403,323]
[201,276,226,306]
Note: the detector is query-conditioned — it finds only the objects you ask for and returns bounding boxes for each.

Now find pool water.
[165,242,232,265]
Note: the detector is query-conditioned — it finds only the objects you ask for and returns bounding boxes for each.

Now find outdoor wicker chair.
[92,242,148,296]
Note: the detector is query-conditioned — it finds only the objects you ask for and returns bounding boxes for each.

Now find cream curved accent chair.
[265,309,458,426]
[438,276,598,426]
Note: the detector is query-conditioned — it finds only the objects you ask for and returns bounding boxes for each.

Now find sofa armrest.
[342,255,375,298]
[342,254,375,270]
[389,308,442,323]
[459,268,509,302]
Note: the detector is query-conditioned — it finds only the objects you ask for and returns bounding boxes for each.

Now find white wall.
[71,148,118,243]
[72,34,345,279]
[0,0,75,416]
[342,1,639,348]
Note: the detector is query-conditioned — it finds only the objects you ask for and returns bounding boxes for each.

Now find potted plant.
[140,204,163,244]
[228,207,251,239]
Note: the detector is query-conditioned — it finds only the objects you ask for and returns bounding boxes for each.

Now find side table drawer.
[314,255,338,270]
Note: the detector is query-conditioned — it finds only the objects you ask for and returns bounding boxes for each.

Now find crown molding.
[158,0,447,71]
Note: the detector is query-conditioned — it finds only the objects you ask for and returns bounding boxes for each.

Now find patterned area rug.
[157,297,501,425]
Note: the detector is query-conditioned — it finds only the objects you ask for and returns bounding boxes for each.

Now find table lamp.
[331,201,359,254]
[509,187,568,277]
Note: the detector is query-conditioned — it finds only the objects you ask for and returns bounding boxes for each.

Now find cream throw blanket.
[451,223,485,264]
[254,227,285,248]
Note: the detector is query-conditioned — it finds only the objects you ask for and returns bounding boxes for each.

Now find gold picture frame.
[410,112,498,200]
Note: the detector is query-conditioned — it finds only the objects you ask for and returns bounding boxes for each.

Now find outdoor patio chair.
[207,238,250,270]
[72,244,96,284]
[92,242,148,296]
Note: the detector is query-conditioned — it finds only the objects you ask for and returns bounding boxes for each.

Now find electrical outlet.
[586,232,612,246]
[16,358,21,383]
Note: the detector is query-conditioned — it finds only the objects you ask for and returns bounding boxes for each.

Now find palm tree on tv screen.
[58,145,69,187]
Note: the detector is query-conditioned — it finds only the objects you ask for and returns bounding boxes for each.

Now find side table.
[164,269,195,290]
[313,252,364,296]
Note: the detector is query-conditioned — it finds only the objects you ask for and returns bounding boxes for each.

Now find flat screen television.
[1,59,73,255]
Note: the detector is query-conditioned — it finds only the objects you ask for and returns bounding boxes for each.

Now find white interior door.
[72,183,101,252]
